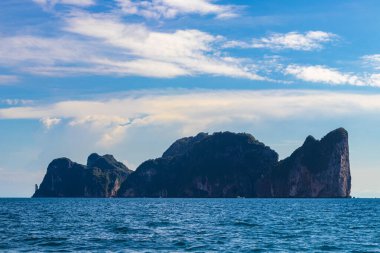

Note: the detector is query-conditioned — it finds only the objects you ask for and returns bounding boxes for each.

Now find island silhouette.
[33,128,351,198]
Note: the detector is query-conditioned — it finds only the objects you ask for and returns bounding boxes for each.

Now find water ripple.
[0,198,379,252]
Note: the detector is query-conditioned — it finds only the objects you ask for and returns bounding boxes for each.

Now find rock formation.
[33,128,351,198]
[33,153,132,197]
[118,132,279,197]
[270,128,351,197]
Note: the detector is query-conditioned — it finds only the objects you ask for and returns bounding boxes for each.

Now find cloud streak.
[0,12,263,80]
[0,75,19,85]
[3,2,380,88]
[40,117,61,129]
[285,65,363,85]
[285,64,380,87]
[1,89,380,146]
[1,99,33,106]
[225,31,337,51]
[116,0,238,19]
[33,0,95,8]
[362,54,380,70]
[64,12,263,79]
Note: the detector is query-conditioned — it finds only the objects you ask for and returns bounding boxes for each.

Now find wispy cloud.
[225,31,337,51]
[63,12,262,79]
[362,54,380,70]
[1,89,380,146]
[0,36,97,74]
[4,2,380,88]
[285,65,363,85]
[40,117,61,129]
[285,64,380,87]
[116,0,238,19]
[33,0,95,9]
[0,12,264,80]
[1,99,33,106]
[0,75,19,85]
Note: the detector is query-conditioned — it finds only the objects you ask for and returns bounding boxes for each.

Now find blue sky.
[0,0,380,197]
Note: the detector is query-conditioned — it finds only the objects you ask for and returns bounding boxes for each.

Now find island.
[33,128,351,198]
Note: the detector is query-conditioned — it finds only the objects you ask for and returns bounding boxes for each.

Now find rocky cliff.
[33,128,351,198]
[118,128,350,198]
[33,153,132,197]
[270,128,351,197]
[118,132,279,197]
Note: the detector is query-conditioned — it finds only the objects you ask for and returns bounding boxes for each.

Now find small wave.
[173,240,186,247]
[251,248,266,252]
[111,225,131,234]
[318,245,341,251]
[146,221,171,227]
[0,198,378,251]
[233,221,260,227]
[23,237,42,242]
[185,245,208,251]
[38,241,66,247]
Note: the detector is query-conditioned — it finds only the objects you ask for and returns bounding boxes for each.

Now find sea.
[0,198,379,252]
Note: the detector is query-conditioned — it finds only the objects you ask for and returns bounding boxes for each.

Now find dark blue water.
[0,199,379,252]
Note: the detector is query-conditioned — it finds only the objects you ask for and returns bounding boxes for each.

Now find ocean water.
[0,199,379,252]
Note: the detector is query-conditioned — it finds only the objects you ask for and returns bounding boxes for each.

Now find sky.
[0,0,380,197]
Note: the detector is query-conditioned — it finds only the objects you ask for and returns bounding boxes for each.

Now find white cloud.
[99,125,128,147]
[69,115,130,127]
[362,54,380,70]
[64,12,263,80]
[0,36,96,68]
[285,65,367,86]
[40,117,61,129]
[285,64,380,87]
[116,0,237,19]
[69,115,132,146]
[1,99,33,106]
[2,89,380,146]
[0,75,19,85]
[366,73,380,86]
[0,13,263,80]
[33,0,95,8]
[225,31,337,51]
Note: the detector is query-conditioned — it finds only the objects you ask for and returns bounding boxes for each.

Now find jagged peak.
[87,153,101,166]
[49,157,73,166]
[163,131,264,158]
[87,153,118,166]
[162,132,209,158]
[195,132,209,138]
[212,131,255,139]
[321,127,348,143]
[301,128,347,148]
[303,135,317,146]
[87,153,129,172]
[47,157,77,172]
[199,132,262,148]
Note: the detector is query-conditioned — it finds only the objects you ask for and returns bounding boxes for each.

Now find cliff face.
[118,128,351,198]
[33,154,132,198]
[271,128,351,197]
[118,132,279,197]
[33,128,351,198]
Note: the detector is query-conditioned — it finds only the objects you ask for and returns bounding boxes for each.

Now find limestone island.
[33,128,351,198]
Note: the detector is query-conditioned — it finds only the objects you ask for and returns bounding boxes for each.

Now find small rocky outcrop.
[33,153,132,198]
